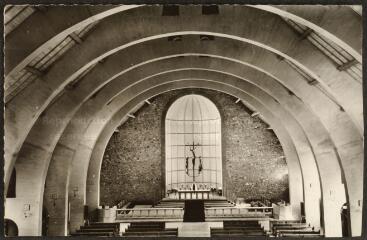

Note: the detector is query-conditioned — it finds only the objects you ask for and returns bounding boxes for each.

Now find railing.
[116,207,184,219]
[205,207,273,218]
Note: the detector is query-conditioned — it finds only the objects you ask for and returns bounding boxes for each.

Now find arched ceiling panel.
[5,5,360,78]
[4,5,363,237]
[5,22,362,182]
[5,37,362,194]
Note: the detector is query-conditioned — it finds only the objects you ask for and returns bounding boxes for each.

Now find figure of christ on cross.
[185,141,203,190]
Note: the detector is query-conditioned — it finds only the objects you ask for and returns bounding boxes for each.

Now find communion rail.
[205,206,273,218]
[116,207,184,220]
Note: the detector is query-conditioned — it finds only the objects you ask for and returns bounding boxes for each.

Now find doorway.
[341,203,350,237]
[4,219,18,236]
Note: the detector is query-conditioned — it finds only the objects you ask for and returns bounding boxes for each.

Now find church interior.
[3,4,364,238]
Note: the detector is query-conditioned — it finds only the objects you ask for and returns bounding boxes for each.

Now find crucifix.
[185,141,203,189]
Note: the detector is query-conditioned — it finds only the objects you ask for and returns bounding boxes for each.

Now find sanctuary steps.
[271,220,321,237]
[211,220,266,237]
[122,222,178,237]
[71,222,119,236]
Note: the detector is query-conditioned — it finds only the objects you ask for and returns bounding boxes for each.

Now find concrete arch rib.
[250,5,362,59]
[33,56,327,237]
[10,58,296,234]
[6,5,361,75]
[8,32,362,234]
[60,66,312,233]
[36,61,317,236]
[5,6,363,189]
[86,83,309,219]
[76,79,307,227]
[12,55,360,237]
[68,76,322,232]
[5,5,140,75]
[69,71,339,236]
[43,46,360,237]
[84,78,322,231]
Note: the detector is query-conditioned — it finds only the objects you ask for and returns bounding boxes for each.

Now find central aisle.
[179,222,211,237]
[184,200,205,222]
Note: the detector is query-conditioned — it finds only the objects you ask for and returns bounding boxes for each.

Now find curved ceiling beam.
[5,5,362,236]
[12,71,310,234]
[57,52,362,228]
[10,53,362,229]
[5,5,140,75]
[251,5,362,59]
[9,53,333,235]
[6,28,362,184]
[7,49,342,190]
[18,62,322,235]
[4,36,328,192]
[8,47,362,236]
[5,6,362,120]
[58,65,354,236]
[9,45,348,234]
[6,5,361,76]
[67,77,307,230]
[84,82,319,228]
[69,77,340,235]
[35,57,324,230]
[83,79,322,231]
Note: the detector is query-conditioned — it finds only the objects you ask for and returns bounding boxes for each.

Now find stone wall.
[100,89,289,206]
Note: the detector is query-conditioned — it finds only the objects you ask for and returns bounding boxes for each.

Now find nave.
[3,4,364,238]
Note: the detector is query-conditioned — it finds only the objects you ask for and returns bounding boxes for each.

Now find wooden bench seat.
[280,233,321,237]
[278,230,320,234]
[126,228,177,232]
[124,230,177,235]
[77,228,116,232]
[212,226,263,230]
[71,231,115,236]
[211,229,264,233]
[121,235,178,238]
[211,232,266,236]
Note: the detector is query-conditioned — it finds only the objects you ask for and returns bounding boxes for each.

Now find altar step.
[271,221,321,237]
[71,222,119,236]
[211,220,266,237]
[224,221,262,227]
[204,199,235,208]
[122,222,178,237]
[154,200,184,208]
[154,199,235,212]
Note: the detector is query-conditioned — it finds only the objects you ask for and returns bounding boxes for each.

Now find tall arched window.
[165,94,222,193]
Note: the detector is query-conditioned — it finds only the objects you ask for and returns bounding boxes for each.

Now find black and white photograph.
[2,2,365,238]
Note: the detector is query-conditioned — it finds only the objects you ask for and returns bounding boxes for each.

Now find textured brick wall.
[100,89,288,206]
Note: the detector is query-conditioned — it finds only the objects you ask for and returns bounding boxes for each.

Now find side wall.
[100,89,289,206]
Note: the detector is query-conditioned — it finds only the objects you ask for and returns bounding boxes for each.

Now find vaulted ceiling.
[4,5,363,237]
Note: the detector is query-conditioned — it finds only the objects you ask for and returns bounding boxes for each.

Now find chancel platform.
[72,197,320,238]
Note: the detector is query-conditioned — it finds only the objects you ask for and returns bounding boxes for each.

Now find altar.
[177,190,211,200]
